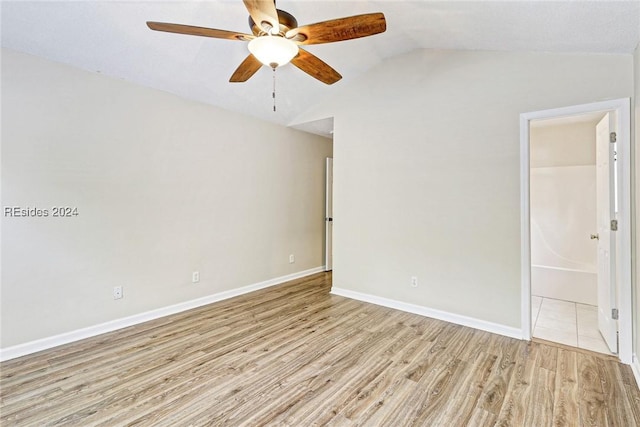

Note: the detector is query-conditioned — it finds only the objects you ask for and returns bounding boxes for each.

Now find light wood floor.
[1,272,639,426]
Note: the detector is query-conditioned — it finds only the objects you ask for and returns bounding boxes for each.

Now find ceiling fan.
[147,0,386,85]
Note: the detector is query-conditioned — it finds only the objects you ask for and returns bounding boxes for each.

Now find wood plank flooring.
[1,272,639,426]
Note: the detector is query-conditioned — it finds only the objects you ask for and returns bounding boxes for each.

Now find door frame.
[519,98,632,364]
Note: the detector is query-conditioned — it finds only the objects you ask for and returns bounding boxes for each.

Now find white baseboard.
[331,287,523,340]
[632,354,640,390]
[0,266,325,362]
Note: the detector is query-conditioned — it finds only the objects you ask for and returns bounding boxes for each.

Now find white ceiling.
[3,1,640,138]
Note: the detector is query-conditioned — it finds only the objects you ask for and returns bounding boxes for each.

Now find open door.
[595,112,617,353]
[325,158,333,271]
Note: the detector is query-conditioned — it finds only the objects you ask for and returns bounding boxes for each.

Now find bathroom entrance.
[529,111,612,354]
[520,99,632,363]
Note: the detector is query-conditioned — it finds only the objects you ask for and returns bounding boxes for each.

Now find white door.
[595,112,617,353]
[325,158,333,271]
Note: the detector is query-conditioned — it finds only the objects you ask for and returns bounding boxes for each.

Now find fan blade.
[291,49,341,85]
[229,54,263,82]
[147,22,254,41]
[286,13,386,45]
[243,0,279,33]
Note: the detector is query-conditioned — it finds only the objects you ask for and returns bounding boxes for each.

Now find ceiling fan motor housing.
[249,9,298,37]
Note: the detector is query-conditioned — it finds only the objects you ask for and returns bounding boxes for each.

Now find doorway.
[520,99,632,364]
[325,157,333,271]
[529,112,611,354]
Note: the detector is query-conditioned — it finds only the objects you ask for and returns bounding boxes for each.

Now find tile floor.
[531,295,614,355]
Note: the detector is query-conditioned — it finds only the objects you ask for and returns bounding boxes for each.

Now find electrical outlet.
[192,271,200,283]
[113,286,123,299]
[289,254,295,264]
[411,276,418,288]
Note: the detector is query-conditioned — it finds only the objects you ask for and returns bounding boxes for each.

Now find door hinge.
[610,132,617,143]
[612,308,619,320]
[610,219,618,231]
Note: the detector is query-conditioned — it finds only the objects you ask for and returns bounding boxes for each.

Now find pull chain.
[272,66,277,112]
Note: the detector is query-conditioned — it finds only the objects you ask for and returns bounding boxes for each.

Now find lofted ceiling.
[2,1,640,138]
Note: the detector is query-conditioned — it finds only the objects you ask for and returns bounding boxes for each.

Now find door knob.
[590,234,599,240]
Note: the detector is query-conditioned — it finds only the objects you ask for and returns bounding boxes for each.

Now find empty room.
[2,1,640,425]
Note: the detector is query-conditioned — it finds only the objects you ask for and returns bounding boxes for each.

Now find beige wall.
[1,49,332,348]
[530,121,597,168]
[313,49,633,328]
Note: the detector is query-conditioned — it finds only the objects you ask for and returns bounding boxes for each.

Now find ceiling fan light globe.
[248,36,299,68]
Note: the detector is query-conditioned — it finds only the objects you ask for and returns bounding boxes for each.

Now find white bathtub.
[531,264,597,306]
[529,166,598,306]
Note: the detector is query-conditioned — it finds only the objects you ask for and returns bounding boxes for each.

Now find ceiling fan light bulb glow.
[248,36,299,68]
